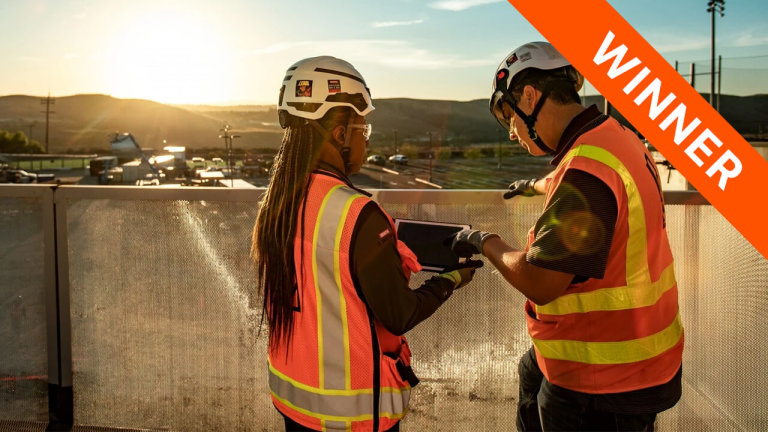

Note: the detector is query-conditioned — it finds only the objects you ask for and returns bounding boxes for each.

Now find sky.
[1,0,767,106]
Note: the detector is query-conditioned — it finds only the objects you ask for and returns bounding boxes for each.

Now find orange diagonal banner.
[507,0,768,260]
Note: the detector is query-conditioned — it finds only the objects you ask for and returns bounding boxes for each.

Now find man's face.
[502,96,547,157]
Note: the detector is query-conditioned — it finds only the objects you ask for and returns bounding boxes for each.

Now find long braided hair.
[251,107,352,349]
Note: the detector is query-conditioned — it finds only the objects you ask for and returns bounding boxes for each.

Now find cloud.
[641,32,709,54]
[645,28,768,56]
[249,39,495,70]
[373,19,424,28]
[731,31,768,48]
[428,0,503,12]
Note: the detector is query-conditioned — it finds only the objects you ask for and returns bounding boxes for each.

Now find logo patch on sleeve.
[328,79,341,93]
[296,80,312,97]
[378,228,392,240]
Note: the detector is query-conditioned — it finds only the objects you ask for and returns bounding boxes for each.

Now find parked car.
[388,154,409,165]
[366,154,386,166]
[0,168,55,184]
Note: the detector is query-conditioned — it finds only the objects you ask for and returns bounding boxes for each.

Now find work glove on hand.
[438,260,484,289]
[450,229,500,258]
[503,178,538,199]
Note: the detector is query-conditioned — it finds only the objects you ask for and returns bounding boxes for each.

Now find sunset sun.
[103,11,235,105]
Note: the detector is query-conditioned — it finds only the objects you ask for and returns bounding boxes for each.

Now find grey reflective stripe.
[324,420,348,431]
[270,367,411,421]
[316,186,364,390]
[269,368,374,418]
[380,388,411,417]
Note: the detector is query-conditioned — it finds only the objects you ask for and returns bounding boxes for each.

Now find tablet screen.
[394,219,470,272]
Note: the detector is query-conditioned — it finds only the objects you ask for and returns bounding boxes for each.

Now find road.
[352,155,553,190]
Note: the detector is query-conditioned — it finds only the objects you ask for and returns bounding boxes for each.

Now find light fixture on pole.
[707,0,725,109]
[218,123,240,187]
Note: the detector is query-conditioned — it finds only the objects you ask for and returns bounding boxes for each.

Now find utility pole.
[26,121,36,141]
[427,131,433,182]
[393,130,398,154]
[40,93,55,153]
[717,55,722,111]
[707,0,725,108]
[218,123,240,187]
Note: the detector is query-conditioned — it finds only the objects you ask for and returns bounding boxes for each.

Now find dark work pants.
[517,347,657,432]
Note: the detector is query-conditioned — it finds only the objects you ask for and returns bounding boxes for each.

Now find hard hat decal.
[296,80,313,97]
[328,79,341,93]
[519,51,533,63]
[505,53,518,67]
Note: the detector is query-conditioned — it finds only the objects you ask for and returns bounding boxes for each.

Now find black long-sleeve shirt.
[351,203,455,336]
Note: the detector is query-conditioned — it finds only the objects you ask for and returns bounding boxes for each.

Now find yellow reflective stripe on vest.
[269,364,410,421]
[313,185,365,391]
[536,145,651,316]
[532,313,683,364]
[536,262,676,315]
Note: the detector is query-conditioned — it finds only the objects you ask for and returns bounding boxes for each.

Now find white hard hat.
[490,42,582,129]
[278,56,374,128]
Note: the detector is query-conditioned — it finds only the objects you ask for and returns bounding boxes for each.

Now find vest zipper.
[369,314,380,431]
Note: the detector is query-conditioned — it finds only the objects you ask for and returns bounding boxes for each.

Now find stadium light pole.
[707,0,725,109]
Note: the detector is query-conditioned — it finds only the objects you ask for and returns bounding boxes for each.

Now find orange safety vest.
[525,117,684,394]
[269,171,413,431]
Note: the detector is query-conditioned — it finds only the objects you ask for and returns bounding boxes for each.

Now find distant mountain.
[0,94,283,153]
[1,93,766,154]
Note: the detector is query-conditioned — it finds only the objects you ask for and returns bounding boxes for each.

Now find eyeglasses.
[348,123,372,140]
[490,92,516,131]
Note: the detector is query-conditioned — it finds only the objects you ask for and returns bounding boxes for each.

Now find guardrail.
[0,185,764,431]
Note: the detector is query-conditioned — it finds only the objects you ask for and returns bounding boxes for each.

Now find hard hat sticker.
[505,53,519,67]
[328,79,341,93]
[296,80,313,97]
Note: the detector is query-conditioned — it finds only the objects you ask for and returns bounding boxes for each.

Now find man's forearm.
[481,236,572,305]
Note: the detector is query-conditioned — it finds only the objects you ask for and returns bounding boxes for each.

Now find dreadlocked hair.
[251,106,353,350]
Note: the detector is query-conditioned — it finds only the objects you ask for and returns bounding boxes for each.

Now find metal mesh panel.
[66,198,280,431]
[0,420,47,432]
[55,189,768,431]
[0,195,49,423]
[658,205,768,431]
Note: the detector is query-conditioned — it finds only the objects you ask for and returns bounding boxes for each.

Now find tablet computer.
[394,218,471,272]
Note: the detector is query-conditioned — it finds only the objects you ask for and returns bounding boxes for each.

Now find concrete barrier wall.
[1,185,766,431]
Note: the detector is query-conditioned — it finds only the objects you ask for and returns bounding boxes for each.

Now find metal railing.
[1,185,766,431]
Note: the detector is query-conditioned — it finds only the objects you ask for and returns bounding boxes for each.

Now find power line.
[683,53,768,64]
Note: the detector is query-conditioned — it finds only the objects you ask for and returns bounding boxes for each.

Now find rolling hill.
[1,93,766,154]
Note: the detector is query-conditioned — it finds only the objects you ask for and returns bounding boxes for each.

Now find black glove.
[503,178,538,199]
[438,260,484,289]
[451,229,499,258]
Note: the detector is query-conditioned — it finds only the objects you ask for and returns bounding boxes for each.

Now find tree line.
[0,130,45,154]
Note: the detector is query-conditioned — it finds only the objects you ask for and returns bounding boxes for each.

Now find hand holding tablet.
[394,218,471,272]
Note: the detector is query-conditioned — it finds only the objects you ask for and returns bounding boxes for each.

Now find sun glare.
[103,11,235,105]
